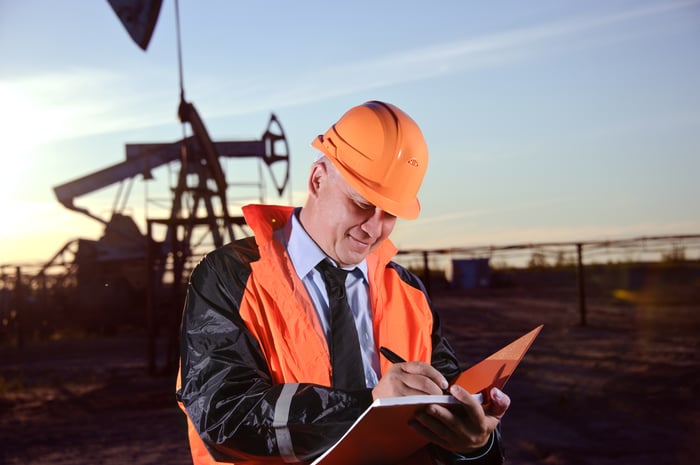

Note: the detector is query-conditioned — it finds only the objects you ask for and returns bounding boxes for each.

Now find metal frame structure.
[3,99,292,364]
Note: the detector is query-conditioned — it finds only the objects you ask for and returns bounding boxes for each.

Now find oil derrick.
[48,97,290,371]
[0,2,291,371]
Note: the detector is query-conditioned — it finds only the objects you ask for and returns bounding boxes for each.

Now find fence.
[2,233,699,353]
[395,233,700,325]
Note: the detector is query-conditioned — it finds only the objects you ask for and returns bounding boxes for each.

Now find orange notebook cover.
[310,394,460,465]
[310,325,543,465]
[452,324,543,396]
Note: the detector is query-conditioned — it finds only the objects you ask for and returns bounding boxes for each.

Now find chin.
[334,250,362,267]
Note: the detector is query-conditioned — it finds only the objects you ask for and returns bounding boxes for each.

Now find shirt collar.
[282,207,368,281]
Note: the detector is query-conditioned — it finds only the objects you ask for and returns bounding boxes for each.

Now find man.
[177,101,509,464]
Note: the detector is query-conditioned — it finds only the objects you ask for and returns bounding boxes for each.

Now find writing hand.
[411,385,510,454]
[371,361,448,400]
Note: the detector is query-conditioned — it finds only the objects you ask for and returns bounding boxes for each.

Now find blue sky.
[1,0,699,265]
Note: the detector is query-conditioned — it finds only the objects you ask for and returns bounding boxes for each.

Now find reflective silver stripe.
[274,383,299,463]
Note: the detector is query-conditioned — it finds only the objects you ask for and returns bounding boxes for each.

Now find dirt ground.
[1,288,698,465]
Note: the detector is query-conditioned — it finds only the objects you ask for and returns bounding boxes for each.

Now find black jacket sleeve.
[177,241,373,462]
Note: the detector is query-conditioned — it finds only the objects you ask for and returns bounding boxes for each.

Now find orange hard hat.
[311,100,429,219]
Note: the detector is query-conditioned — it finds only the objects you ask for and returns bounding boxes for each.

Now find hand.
[371,361,449,399]
[411,385,510,454]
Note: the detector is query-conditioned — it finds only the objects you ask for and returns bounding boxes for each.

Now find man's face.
[313,163,397,267]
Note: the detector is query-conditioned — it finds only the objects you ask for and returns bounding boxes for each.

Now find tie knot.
[316,260,351,286]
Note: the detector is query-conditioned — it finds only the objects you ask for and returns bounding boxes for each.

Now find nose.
[361,208,394,238]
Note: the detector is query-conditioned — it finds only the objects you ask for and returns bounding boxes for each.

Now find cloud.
[415,196,572,227]
[201,0,700,118]
[7,1,698,143]
[2,66,178,145]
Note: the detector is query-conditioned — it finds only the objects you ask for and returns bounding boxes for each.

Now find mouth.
[348,234,372,251]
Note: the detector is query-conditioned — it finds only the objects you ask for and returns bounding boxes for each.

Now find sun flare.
[0,84,43,201]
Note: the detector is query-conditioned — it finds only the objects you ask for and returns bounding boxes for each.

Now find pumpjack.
[53,99,289,273]
[1,2,290,369]
[46,97,290,371]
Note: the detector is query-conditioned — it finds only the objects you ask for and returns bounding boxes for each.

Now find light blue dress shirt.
[273,208,381,388]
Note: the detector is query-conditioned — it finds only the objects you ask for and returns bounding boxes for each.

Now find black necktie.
[316,260,366,390]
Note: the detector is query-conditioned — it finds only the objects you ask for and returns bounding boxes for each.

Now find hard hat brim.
[312,136,421,220]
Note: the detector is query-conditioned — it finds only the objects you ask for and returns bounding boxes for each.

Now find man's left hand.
[411,385,510,453]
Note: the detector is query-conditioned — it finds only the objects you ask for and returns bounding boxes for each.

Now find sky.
[1,0,699,267]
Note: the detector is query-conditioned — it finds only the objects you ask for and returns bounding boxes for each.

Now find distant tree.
[661,245,686,263]
[490,259,510,270]
[528,251,548,268]
[555,250,574,267]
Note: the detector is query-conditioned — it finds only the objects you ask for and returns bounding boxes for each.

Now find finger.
[411,405,459,449]
[373,362,448,398]
[412,404,488,452]
[448,384,499,435]
[485,387,510,419]
[449,384,483,408]
[448,384,487,424]
[397,362,448,394]
[400,362,449,387]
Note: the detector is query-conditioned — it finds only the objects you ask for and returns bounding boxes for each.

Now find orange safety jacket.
[177,204,502,465]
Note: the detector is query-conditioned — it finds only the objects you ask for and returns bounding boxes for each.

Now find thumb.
[487,387,510,419]
[449,384,482,406]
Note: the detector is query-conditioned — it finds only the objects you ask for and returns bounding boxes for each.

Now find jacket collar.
[241,204,397,273]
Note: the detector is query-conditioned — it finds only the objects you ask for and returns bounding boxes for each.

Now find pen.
[379,346,406,364]
[380,346,473,398]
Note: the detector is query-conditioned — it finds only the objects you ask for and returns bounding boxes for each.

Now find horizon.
[1,0,699,266]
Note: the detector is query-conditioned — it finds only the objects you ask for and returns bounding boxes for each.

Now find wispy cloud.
[415,196,571,226]
[7,0,698,141]
[204,0,700,117]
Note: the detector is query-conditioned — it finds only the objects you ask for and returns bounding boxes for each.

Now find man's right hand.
[372,361,449,399]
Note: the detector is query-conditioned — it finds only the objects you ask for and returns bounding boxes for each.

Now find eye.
[354,200,374,211]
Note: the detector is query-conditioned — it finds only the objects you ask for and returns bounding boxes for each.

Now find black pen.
[379,346,406,364]
[381,346,456,396]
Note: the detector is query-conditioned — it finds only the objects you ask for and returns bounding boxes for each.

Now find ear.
[307,161,327,196]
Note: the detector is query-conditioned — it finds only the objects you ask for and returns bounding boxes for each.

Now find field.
[1,287,698,465]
